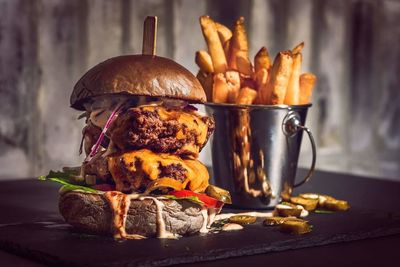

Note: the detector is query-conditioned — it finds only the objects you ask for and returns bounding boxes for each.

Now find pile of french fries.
[196,16,317,105]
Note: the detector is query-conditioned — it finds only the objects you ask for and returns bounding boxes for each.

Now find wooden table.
[0,169,399,266]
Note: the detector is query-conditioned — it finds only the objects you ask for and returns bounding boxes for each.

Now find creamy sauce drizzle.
[104,192,145,240]
[199,207,220,234]
[222,223,243,231]
[141,196,178,239]
[200,208,209,233]
[208,208,218,227]
[104,192,181,240]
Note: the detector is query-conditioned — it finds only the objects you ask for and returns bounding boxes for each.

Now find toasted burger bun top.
[70,55,206,110]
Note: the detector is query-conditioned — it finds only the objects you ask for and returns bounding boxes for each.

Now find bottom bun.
[59,191,205,238]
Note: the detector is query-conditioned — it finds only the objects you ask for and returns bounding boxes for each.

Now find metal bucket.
[205,103,316,209]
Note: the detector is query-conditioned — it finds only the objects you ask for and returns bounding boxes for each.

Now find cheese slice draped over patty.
[108,149,209,193]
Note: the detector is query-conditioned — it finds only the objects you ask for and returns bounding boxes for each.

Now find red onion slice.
[84,105,121,163]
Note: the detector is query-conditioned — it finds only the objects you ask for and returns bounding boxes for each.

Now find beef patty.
[109,105,215,157]
[108,149,209,193]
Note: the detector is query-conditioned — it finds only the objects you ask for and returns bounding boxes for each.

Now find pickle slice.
[275,204,302,217]
[205,184,232,204]
[318,194,335,206]
[317,194,350,211]
[263,216,305,226]
[280,201,297,208]
[291,193,350,212]
[279,220,312,234]
[263,216,287,226]
[290,196,319,211]
[299,193,320,200]
[228,215,257,225]
[323,199,350,211]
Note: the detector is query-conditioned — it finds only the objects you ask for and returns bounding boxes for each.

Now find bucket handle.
[282,111,317,187]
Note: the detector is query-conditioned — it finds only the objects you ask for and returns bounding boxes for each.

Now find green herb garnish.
[315,209,334,214]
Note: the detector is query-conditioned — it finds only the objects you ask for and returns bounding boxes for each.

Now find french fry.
[236,51,253,76]
[216,23,233,70]
[292,42,304,55]
[213,73,230,103]
[241,76,257,89]
[254,47,272,73]
[225,71,241,103]
[197,71,214,101]
[255,68,268,89]
[236,87,258,105]
[199,16,227,73]
[195,50,214,73]
[223,40,231,62]
[228,17,249,70]
[216,22,232,45]
[284,53,302,105]
[196,15,315,106]
[261,51,293,105]
[254,68,269,104]
[299,73,317,104]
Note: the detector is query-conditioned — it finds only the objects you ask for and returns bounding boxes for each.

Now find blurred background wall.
[0,0,399,180]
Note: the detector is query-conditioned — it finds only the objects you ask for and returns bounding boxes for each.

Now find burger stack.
[82,100,215,195]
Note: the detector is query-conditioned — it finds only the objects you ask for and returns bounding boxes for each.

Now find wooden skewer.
[142,16,158,55]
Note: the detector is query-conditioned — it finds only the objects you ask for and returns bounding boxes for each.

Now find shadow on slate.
[0,208,399,267]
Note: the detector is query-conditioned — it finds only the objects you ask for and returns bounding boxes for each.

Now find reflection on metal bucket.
[206,103,316,209]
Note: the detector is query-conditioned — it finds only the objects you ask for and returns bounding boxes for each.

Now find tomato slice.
[168,190,223,208]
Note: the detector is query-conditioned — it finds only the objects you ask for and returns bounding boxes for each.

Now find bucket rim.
[204,102,312,110]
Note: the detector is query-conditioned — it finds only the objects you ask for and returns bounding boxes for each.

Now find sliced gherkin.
[205,184,232,204]
[228,215,257,225]
[263,216,306,226]
[290,196,319,211]
[318,194,350,211]
[275,204,302,217]
[323,199,350,211]
[299,193,320,200]
[279,220,312,234]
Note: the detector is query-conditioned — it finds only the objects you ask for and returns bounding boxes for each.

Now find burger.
[41,55,231,239]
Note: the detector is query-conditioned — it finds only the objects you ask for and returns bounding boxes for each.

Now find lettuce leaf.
[164,195,204,205]
[59,184,99,194]
[38,169,79,181]
[38,171,98,193]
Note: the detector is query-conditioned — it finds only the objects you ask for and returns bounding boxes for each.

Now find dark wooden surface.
[0,169,399,266]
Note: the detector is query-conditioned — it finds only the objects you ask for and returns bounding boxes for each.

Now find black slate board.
[0,208,400,267]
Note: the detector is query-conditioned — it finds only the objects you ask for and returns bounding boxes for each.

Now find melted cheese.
[108,149,209,193]
[180,143,200,156]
